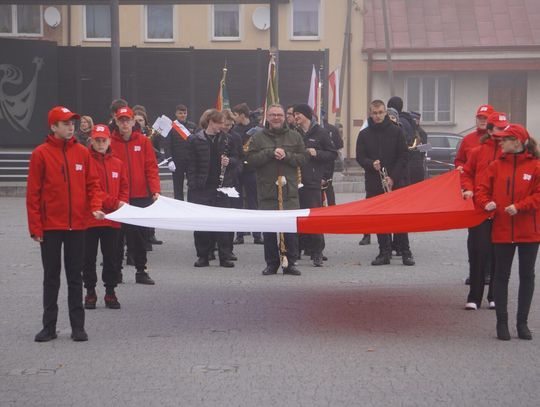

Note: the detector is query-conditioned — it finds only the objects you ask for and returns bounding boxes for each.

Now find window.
[292,0,320,39]
[406,76,452,123]
[85,5,111,40]
[0,5,42,36]
[212,4,240,40]
[145,5,173,41]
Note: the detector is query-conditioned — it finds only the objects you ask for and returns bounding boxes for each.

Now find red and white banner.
[172,120,191,141]
[328,68,340,113]
[107,171,487,234]
[307,65,318,114]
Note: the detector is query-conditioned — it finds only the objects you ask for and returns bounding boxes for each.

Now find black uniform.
[165,120,197,200]
[187,130,238,262]
[299,123,337,262]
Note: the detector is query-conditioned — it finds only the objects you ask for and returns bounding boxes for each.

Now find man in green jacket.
[247,104,308,276]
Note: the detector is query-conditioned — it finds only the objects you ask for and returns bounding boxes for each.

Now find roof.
[363,0,540,50]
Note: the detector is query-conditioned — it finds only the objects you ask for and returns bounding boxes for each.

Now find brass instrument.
[379,167,391,193]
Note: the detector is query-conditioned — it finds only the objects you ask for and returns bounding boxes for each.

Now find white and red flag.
[328,68,340,113]
[307,65,318,114]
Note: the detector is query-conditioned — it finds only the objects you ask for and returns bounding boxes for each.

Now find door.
[488,73,527,125]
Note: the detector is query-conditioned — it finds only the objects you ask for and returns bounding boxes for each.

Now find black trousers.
[119,197,153,272]
[493,243,538,323]
[466,220,494,306]
[172,160,188,201]
[263,232,299,267]
[236,170,261,239]
[40,230,85,331]
[366,190,410,255]
[299,187,325,257]
[324,180,336,206]
[188,187,233,261]
[83,226,119,293]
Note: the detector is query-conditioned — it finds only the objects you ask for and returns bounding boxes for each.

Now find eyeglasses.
[268,113,284,118]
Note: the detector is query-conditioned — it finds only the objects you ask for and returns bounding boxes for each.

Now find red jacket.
[461,137,502,195]
[454,128,487,168]
[110,129,160,199]
[87,147,129,229]
[26,135,102,238]
[476,151,540,243]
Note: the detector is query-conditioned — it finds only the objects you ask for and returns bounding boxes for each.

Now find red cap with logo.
[48,106,80,128]
[476,104,494,118]
[115,106,134,119]
[493,124,530,143]
[487,112,509,129]
[91,124,111,139]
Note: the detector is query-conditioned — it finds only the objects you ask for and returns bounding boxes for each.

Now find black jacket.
[300,123,337,189]
[186,130,239,190]
[165,120,197,165]
[356,116,408,194]
[322,121,343,177]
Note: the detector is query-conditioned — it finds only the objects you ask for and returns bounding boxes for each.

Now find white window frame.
[405,75,454,125]
[0,5,43,37]
[290,0,321,41]
[83,5,111,42]
[211,4,242,42]
[144,4,175,43]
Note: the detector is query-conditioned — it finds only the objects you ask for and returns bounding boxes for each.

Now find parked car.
[425,132,463,177]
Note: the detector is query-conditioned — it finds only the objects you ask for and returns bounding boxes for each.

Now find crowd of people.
[26,96,539,343]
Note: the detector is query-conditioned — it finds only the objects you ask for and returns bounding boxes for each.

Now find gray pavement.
[1,193,539,407]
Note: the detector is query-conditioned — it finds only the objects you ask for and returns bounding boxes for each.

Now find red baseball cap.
[91,124,111,139]
[476,104,494,118]
[487,112,509,129]
[48,106,80,128]
[115,106,134,119]
[493,124,530,143]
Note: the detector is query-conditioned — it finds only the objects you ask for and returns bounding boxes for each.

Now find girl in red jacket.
[27,106,104,342]
[83,125,129,310]
[476,124,540,341]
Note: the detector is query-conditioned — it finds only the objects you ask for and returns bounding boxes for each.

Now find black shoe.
[220,260,235,268]
[359,235,371,245]
[145,242,153,251]
[394,249,403,257]
[135,271,155,285]
[233,237,244,245]
[149,235,163,245]
[313,256,323,267]
[208,252,216,261]
[497,322,511,341]
[71,329,88,342]
[84,292,97,309]
[104,294,121,309]
[517,324,532,340]
[322,255,328,261]
[371,253,390,266]
[194,257,209,267]
[283,265,301,276]
[465,277,470,285]
[228,253,238,261]
[262,265,279,275]
[253,236,264,245]
[402,252,415,266]
[126,254,135,266]
[34,327,57,342]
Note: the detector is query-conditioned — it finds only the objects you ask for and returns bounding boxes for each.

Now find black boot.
[401,251,415,266]
[359,234,371,245]
[371,252,390,266]
[135,270,155,285]
[34,326,57,342]
[496,313,511,341]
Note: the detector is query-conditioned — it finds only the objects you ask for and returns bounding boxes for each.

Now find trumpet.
[379,167,391,193]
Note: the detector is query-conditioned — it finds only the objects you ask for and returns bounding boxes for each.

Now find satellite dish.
[44,7,61,28]
[252,7,270,31]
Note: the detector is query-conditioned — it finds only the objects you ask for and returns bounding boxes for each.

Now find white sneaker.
[489,301,496,309]
[465,302,478,310]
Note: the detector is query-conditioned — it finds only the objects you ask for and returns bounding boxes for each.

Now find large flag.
[307,65,318,113]
[328,68,340,113]
[107,170,487,234]
[216,64,230,111]
[263,53,279,124]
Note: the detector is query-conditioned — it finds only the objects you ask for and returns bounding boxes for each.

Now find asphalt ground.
[1,193,539,407]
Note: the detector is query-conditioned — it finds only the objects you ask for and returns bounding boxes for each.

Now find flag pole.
[317,63,323,125]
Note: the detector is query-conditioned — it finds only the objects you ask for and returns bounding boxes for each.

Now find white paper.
[152,115,173,137]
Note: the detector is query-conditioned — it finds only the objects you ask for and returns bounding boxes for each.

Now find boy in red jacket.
[83,125,129,310]
[110,106,160,285]
[27,106,104,342]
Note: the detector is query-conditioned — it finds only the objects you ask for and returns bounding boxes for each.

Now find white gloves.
[168,161,176,172]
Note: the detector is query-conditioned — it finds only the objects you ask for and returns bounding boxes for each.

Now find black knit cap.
[387,96,403,113]
[293,103,313,121]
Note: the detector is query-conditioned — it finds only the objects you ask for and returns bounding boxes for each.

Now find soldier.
[247,104,308,276]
